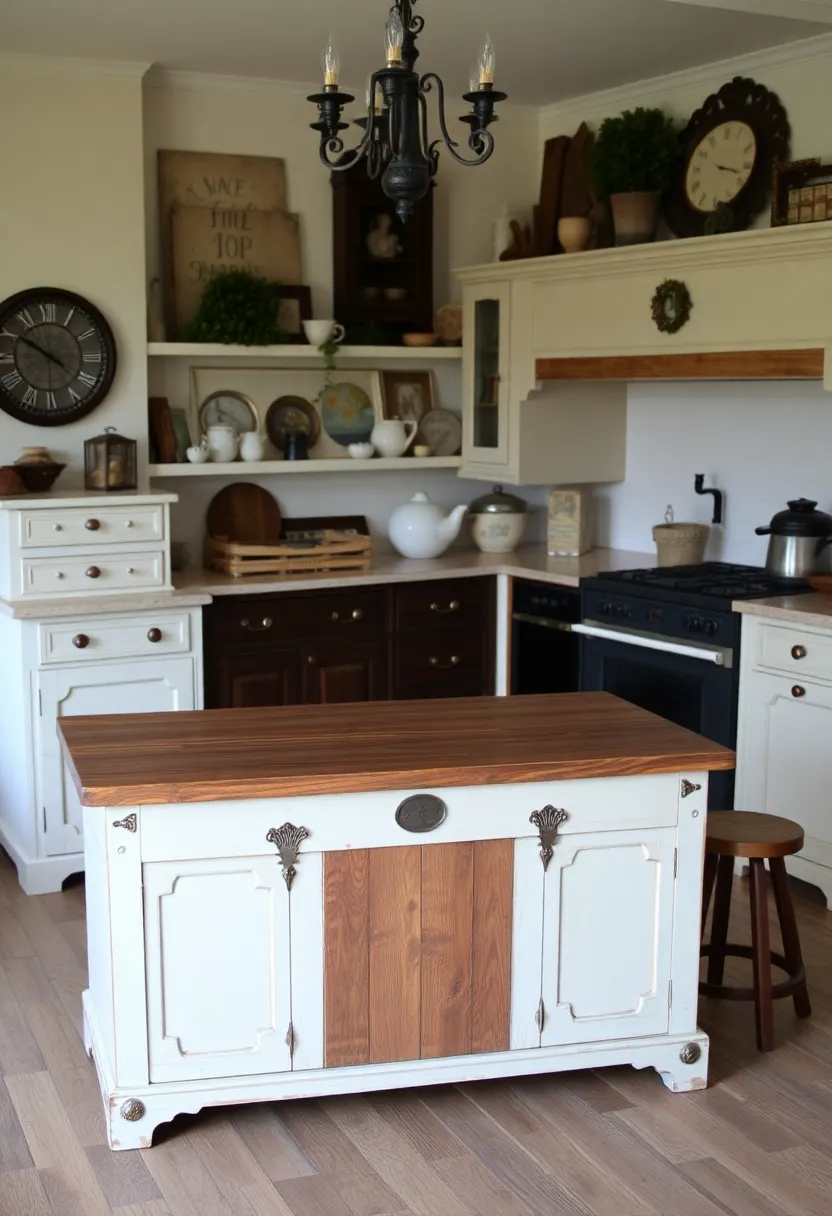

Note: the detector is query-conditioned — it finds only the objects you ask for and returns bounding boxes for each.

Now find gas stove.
[581,562,809,645]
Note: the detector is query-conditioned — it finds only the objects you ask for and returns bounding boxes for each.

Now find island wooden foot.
[649,1032,710,1093]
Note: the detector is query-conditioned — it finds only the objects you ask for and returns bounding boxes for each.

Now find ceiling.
[1,0,824,105]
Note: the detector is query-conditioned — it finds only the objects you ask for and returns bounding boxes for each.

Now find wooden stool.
[700,811,811,1052]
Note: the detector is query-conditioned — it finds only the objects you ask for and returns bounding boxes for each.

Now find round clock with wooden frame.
[665,76,790,239]
[0,287,117,426]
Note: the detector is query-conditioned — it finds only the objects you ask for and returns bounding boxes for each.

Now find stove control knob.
[600,601,613,617]
[685,614,701,633]
[703,619,719,637]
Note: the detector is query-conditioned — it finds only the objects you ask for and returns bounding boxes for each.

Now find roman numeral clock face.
[0,288,116,426]
[685,121,757,214]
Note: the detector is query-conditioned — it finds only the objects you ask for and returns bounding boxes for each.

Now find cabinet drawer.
[756,623,832,682]
[18,504,166,549]
[395,579,486,632]
[394,629,489,699]
[40,612,191,664]
[20,551,167,597]
[206,587,385,648]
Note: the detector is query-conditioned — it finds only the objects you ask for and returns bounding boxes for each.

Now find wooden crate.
[204,530,373,578]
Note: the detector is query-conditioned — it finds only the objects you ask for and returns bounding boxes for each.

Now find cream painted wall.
[143,71,540,315]
[0,59,148,487]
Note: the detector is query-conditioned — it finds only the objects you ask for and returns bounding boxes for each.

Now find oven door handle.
[572,622,730,667]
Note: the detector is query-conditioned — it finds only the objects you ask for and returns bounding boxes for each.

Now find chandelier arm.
[420,73,496,168]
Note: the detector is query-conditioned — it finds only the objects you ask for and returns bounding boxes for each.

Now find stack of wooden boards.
[158,151,302,338]
[203,484,373,578]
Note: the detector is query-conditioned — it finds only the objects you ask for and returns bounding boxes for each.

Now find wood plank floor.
[1,847,831,1216]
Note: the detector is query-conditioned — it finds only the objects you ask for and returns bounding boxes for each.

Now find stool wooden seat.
[700,811,811,1052]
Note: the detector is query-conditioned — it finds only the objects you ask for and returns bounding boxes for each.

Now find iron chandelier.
[308,1,506,221]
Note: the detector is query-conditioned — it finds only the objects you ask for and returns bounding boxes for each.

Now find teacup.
[303,320,345,346]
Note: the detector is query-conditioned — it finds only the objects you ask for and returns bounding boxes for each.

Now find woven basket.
[652,522,709,567]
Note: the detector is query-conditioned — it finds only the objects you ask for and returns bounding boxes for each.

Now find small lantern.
[84,427,137,492]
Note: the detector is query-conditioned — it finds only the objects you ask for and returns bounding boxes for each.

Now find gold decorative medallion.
[529,806,568,871]
[113,813,137,833]
[266,823,310,890]
[120,1098,146,1121]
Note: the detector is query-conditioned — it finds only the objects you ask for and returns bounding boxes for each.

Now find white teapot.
[371,418,417,459]
[206,425,239,463]
[388,492,467,559]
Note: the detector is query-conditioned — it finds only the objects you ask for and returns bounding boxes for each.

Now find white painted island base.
[81,769,711,1151]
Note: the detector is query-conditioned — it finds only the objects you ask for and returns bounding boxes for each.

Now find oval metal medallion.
[395,794,447,833]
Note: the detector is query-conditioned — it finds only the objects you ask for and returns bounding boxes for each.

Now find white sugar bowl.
[467,485,528,553]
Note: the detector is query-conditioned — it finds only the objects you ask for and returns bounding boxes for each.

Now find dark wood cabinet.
[303,641,388,705]
[203,577,495,709]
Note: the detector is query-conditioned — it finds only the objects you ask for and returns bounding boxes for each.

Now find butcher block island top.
[59,691,733,807]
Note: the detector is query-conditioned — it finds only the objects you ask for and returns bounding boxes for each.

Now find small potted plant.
[591,107,678,245]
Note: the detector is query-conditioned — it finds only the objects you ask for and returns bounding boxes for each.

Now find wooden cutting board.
[535,135,570,256]
[206,483,282,545]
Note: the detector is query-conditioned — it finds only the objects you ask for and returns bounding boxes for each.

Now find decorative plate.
[321,381,376,447]
[265,395,321,452]
[419,408,462,456]
[198,390,259,434]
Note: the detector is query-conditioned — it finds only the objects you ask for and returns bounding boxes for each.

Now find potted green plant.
[186,269,286,345]
[591,107,678,245]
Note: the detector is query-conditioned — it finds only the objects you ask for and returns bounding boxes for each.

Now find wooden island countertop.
[59,692,734,808]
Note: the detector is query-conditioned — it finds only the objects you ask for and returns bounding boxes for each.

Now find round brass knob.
[53,524,62,532]
[85,565,101,579]
[85,518,101,531]
[147,628,162,643]
[307,654,317,664]
[792,644,807,660]
[352,608,364,620]
[72,634,90,649]
[430,600,460,614]
[792,685,806,698]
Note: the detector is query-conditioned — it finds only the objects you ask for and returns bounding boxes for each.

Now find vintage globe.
[322,382,376,446]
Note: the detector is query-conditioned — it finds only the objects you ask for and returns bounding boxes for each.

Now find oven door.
[575,622,737,808]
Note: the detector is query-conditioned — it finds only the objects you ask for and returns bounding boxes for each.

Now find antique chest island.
[58,692,734,1150]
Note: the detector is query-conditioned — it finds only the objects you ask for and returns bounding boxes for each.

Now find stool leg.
[707,855,735,984]
[701,851,718,939]
[748,858,774,1052]
[769,857,812,1019]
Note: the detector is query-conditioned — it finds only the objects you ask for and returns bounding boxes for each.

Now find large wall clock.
[665,76,790,239]
[0,287,117,427]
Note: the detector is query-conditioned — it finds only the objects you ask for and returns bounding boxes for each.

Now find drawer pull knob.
[147,628,162,643]
[331,608,365,622]
[126,567,135,575]
[791,644,807,660]
[55,571,64,580]
[430,600,460,614]
[53,524,62,532]
[240,617,273,632]
[85,518,101,531]
[792,684,806,698]
[72,634,90,649]
[125,520,134,528]
[85,566,101,579]
[429,655,460,668]
[307,654,317,665]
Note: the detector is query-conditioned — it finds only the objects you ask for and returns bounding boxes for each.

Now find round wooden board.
[206,483,282,544]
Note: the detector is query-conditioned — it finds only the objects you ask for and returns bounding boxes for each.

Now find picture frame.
[381,370,435,431]
[771,158,832,227]
[277,285,313,342]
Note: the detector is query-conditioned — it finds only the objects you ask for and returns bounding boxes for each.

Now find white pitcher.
[371,418,417,458]
[206,425,239,463]
[239,431,265,462]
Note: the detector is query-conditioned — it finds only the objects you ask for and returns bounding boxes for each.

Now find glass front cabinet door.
[462,283,511,476]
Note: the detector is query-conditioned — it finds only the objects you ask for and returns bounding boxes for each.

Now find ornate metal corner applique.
[680,1042,702,1065]
[120,1098,146,1121]
[529,806,568,871]
[113,813,137,833]
[395,794,447,833]
[266,823,310,890]
[680,780,702,799]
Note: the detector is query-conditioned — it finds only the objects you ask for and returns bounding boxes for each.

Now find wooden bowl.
[14,461,65,492]
[402,332,436,348]
[0,466,28,497]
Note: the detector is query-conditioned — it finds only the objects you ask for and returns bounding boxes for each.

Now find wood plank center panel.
[323,840,513,1068]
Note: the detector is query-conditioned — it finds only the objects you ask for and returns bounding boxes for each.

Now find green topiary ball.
[186,269,286,345]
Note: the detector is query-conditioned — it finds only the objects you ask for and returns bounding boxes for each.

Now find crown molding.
[537,30,832,125]
[0,52,150,80]
[143,66,324,98]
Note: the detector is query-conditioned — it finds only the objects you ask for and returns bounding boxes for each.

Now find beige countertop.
[0,590,212,620]
[172,546,655,597]
[733,592,832,627]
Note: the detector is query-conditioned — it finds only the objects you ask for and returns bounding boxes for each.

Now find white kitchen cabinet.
[736,622,832,908]
[38,658,196,858]
[459,278,626,486]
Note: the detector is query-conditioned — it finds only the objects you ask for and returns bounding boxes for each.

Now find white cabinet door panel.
[540,828,675,1046]
[38,658,195,856]
[144,857,292,1083]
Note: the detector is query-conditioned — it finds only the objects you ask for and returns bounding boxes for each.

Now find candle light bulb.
[323,36,339,87]
[469,66,480,94]
[477,34,495,85]
[386,7,404,64]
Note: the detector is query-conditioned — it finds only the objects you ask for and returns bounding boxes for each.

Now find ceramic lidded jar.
[467,485,528,553]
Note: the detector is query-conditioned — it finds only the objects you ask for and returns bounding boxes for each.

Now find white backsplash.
[594,380,832,566]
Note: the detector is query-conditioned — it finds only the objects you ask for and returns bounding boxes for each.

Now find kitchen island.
[59,692,733,1150]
